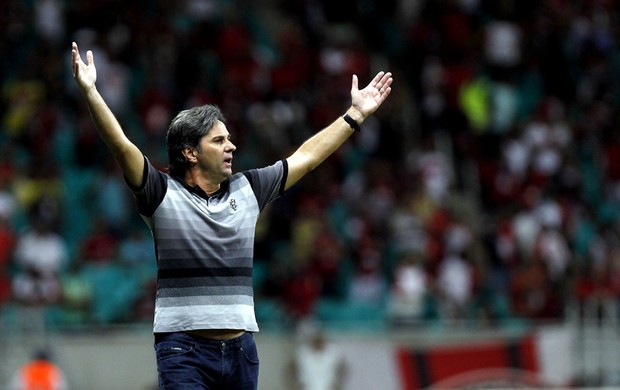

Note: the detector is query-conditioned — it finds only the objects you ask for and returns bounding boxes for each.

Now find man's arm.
[285,71,393,190]
[71,42,144,188]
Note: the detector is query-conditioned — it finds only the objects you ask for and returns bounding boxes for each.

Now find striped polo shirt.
[131,157,287,333]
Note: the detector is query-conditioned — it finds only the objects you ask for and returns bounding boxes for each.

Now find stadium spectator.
[9,347,69,390]
[287,322,348,390]
[11,217,67,305]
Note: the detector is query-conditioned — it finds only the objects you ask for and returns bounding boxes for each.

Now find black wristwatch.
[343,113,361,132]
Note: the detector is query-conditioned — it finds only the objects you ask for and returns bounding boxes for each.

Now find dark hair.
[34,347,51,361]
[166,104,225,177]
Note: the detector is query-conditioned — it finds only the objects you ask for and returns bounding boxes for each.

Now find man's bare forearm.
[81,86,144,186]
[284,111,360,190]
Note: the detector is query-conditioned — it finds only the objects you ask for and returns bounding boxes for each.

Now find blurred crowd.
[1,0,620,331]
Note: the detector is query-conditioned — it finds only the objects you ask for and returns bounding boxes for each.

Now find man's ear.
[182,147,197,163]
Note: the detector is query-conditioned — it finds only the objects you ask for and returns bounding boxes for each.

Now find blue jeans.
[154,331,259,390]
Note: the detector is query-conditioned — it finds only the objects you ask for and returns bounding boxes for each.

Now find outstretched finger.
[86,50,94,66]
[72,43,79,62]
[71,43,80,77]
[378,72,393,87]
[381,86,392,99]
[370,71,386,88]
[351,74,359,92]
[377,73,393,94]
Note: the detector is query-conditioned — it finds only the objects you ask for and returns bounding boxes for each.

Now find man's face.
[194,120,236,183]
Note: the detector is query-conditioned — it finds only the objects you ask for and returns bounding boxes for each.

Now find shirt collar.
[173,175,230,200]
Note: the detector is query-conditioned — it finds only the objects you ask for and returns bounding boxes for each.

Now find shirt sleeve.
[243,159,288,211]
[126,156,168,217]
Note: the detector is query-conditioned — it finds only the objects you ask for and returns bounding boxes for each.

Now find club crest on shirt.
[229,198,238,211]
